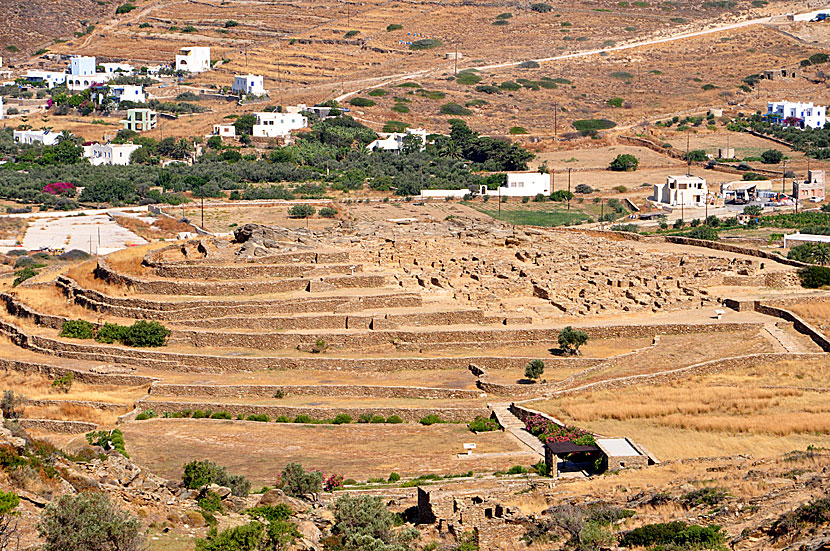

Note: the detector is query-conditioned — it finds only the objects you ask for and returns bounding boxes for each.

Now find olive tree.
[37,492,143,551]
[558,326,589,356]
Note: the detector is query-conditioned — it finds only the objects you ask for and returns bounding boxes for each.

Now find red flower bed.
[43,182,75,196]
[524,414,595,445]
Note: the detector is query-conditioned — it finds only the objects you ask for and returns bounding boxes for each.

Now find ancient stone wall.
[754,303,830,352]
[151,383,483,400]
[141,401,487,422]
[663,236,806,268]
[16,419,98,433]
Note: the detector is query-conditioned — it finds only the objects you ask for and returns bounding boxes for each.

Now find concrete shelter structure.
[252,112,307,138]
[652,175,708,207]
[176,47,211,73]
[793,170,826,202]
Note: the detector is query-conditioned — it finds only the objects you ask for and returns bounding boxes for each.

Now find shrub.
[456,72,482,85]
[60,320,94,340]
[687,226,719,241]
[37,492,143,551]
[439,103,472,116]
[573,119,616,135]
[224,19,238,27]
[193,409,211,419]
[419,414,445,425]
[681,487,729,507]
[183,460,251,496]
[310,338,328,353]
[210,411,232,420]
[510,126,528,134]
[0,391,19,420]
[799,266,830,288]
[275,415,290,423]
[333,414,352,425]
[620,521,725,548]
[525,359,545,380]
[319,207,337,218]
[609,153,639,171]
[743,204,763,216]
[386,24,403,31]
[85,429,128,457]
[386,415,403,424]
[531,2,553,11]
[344,30,359,38]
[246,414,270,422]
[51,373,74,393]
[95,322,127,344]
[761,149,784,164]
[288,204,316,218]
[607,97,624,108]
[370,415,385,423]
[558,326,588,355]
[122,320,170,347]
[279,463,323,499]
[367,88,387,97]
[115,2,136,14]
[388,472,401,482]
[475,84,500,94]
[348,97,375,107]
[246,504,293,522]
[500,81,521,91]
[685,149,707,162]
[574,183,593,194]
[410,39,442,50]
[468,416,500,432]
[135,409,156,421]
[293,414,312,423]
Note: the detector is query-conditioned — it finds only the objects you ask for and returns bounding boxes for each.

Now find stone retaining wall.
[141,400,488,423]
[16,419,97,433]
[754,303,830,352]
[23,398,130,412]
[57,276,423,319]
[663,236,806,268]
[95,258,387,296]
[154,262,361,280]
[143,243,350,267]
[0,357,155,386]
[151,383,483,400]
[2,293,69,330]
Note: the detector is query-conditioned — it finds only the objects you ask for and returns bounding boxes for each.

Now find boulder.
[257,489,307,513]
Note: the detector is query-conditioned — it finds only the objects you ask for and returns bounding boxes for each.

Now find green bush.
[134,409,156,421]
[761,149,784,164]
[344,30,360,38]
[193,409,211,419]
[60,320,95,340]
[197,491,223,513]
[37,492,143,551]
[510,126,528,134]
[607,97,624,108]
[687,226,719,241]
[609,153,638,171]
[388,472,401,482]
[319,207,337,218]
[293,414,312,423]
[210,411,232,420]
[367,88,387,97]
[246,414,270,422]
[13,267,41,286]
[500,81,521,91]
[333,413,352,425]
[620,521,725,548]
[419,414,445,425]
[95,322,127,344]
[799,266,830,288]
[468,416,500,432]
[183,459,251,496]
[572,119,616,135]
[246,504,293,522]
[440,103,472,116]
[531,2,553,11]
[115,3,136,14]
[288,204,315,218]
[386,415,403,424]
[279,463,323,498]
[525,358,545,380]
[348,97,375,107]
[456,72,482,85]
[410,39,442,50]
[789,242,830,265]
[681,487,729,507]
[275,415,290,423]
[386,24,403,31]
[122,320,170,347]
[51,373,74,393]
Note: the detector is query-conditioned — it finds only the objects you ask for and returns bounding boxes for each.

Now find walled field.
[527,357,830,459]
[115,419,539,483]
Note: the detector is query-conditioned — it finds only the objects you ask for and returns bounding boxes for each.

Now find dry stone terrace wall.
[57,276,423,319]
[153,262,363,280]
[0,357,155,386]
[140,401,488,423]
[142,241,350,267]
[16,419,98,433]
[663,236,808,268]
[754,302,830,352]
[94,258,388,296]
[151,383,483,400]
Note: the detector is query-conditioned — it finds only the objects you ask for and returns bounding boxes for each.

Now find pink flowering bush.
[43,182,76,196]
[524,414,595,445]
[324,474,343,492]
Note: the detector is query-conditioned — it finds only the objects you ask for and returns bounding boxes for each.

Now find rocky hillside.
[0,0,114,62]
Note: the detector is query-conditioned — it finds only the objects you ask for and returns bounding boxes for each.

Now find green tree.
[206,135,223,149]
[685,149,707,162]
[558,326,589,356]
[743,204,763,216]
[37,492,143,551]
[279,463,323,500]
[0,490,19,550]
[234,114,257,136]
[524,359,545,381]
[288,204,315,218]
[608,153,639,171]
[761,149,784,164]
[330,494,417,551]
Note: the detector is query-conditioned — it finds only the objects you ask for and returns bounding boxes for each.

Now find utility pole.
[686,132,691,176]
[553,103,558,139]
[200,185,205,229]
[454,43,458,76]
[782,160,787,194]
[567,168,571,210]
[498,186,501,218]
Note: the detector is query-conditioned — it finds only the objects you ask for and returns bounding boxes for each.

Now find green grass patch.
[475,207,591,226]
[456,72,482,85]
[367,88,387,96]
[440,103,472,116]
[410,39,442,50]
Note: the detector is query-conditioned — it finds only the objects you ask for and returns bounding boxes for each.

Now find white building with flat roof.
[652,175,708,207]
[766,100,827,129]
[100,62,134,75]
[213,124,236,138]
[486,172,551,197]
[109,84,146,104]
[232,74,267,96]
[83,143,142,165]
[23,70,66,88]
[176,47,211,73]
[252,112,307,138]
[14,130,61,146]
[367,128,428,152]
[69,56,96,76]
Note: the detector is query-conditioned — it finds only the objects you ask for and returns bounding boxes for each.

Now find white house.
[766,100,827,129]
[175,47,211,73]
[69,56,96,76]
[109,84,146,104]
[252,112,308,138]
[652,175,708,207]
[213,124,236,138]
[367,128,428,152]
[13,130,61,146]
[23,70,66,88]
[67,73,114,91]
[83,143,142,166]
[100,62,134,75]
[487,172,551,197]
[232,74,267,96]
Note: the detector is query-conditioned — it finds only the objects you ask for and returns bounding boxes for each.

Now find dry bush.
[112,215,194,241]
[21,404,122,425]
